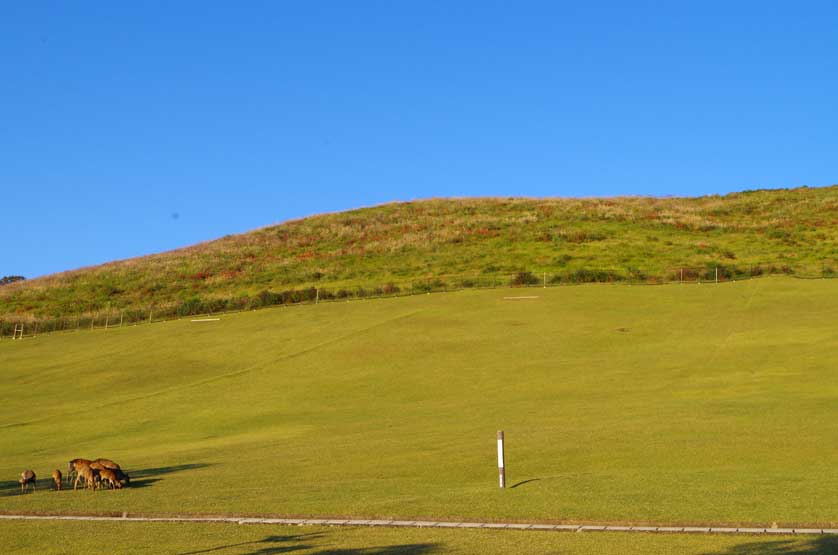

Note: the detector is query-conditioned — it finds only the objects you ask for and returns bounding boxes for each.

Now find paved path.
[1,514,836,536]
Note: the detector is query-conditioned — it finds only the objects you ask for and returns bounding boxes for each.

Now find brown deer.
[98,468,123,489]
[19,470,36,494]
[89,461,106,472]
[92,458,121,470]
[68,458,92,486]
[74,464,98,490]
[113,468,131,488]
[52,469,63,490]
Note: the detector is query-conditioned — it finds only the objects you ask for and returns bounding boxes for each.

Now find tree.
[0,275,25,286]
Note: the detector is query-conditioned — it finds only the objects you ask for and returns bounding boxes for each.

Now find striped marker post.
[497,430,505,488]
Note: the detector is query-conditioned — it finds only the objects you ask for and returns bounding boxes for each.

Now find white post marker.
[497,430,506,488]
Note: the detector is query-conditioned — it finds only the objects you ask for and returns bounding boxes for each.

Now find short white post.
[497,430,506,488]
[543,272,547,288]
[316,288,320,304]
[715,266,718,283]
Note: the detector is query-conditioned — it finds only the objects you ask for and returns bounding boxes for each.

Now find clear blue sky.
[3,1,837,278]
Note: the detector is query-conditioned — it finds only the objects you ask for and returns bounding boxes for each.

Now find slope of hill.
[2,186,837,328]
[1,279,837,526]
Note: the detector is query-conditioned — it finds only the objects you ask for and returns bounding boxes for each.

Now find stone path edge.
[0,514,836,536]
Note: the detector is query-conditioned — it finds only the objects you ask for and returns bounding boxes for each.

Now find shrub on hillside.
[554,254,573,267]
[556,230,608,243]
[510,271,539,286]
[551,269,623,284]
[0,275,25,286]
[382,282,400,294]
[177,297,205,316]
[625,267,647,282]
[411,279,446,293]
[204,298,228,313]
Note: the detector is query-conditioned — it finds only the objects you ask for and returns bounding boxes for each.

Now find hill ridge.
[2,186,837,329]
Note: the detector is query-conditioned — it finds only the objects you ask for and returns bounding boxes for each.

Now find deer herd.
[17,458,130,494]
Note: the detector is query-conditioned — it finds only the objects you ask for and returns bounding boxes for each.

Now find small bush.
[510,271,539,286]
[382,282,400,294]
[204,298,227,313]
[625,267,647,281]
[552,269,623,284]
[177,296,205,316]
[554,254,573,267]
[556,231,608,243]
[412,279,445,293]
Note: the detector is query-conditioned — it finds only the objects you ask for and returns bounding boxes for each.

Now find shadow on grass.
[132,463,213,479]
[127,463,213,489]
[179,532,325,554]
[126,477,162,489]
[703,536,838,555]
[0,463,211,495]
[180,533,440,555]
[311,545,439,555]
[0,479,24,497]
[509,478,540,489]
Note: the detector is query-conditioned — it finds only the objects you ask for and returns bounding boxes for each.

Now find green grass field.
[2,520,836,555]
[1,277,837,531]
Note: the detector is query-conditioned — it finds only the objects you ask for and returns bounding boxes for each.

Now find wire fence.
[1,262,836,340]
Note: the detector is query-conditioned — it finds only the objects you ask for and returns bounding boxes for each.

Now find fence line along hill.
[2,186,837,330]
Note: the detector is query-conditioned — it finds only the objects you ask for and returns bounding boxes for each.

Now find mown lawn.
[2,520,837,555]
[1,277,837,527]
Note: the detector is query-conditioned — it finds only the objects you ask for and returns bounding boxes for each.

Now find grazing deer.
[74,464,98,490]
[19,470,36,494]
[52,469,63,490]
[113,468,130,488]
[68,458,92,486]
[89,461,106,472]
[92,458,121,470]
[98,468,123,489]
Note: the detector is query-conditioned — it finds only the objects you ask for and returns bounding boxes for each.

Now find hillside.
[2,186,837,331]
[2,279,838,526]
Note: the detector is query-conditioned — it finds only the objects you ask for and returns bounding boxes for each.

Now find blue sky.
[2,1,837,278]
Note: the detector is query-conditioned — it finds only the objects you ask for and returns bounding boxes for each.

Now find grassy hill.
[2,185,837,332]
[2,277,837,527]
